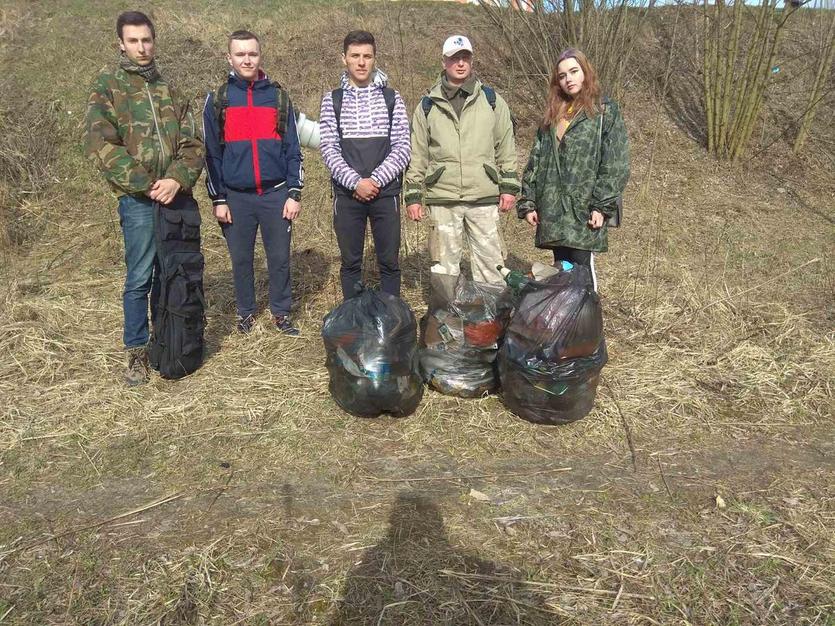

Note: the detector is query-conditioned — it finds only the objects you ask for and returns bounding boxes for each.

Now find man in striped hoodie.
[319,30,411,300]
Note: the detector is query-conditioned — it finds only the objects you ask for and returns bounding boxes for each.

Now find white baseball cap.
[442,35,473,58]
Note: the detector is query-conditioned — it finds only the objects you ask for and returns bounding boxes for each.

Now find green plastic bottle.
[497,265,531,291]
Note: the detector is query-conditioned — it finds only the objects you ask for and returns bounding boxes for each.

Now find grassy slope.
[0,0,833,624]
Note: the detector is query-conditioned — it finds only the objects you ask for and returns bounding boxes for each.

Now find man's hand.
[354,178,380,202]
[499,193,516,213]
[406,203,424,221]
[148,178,181,205]
[588,209,604,229]
[213,203,232,224]
[525,211,539,226]
[283,198,301,220]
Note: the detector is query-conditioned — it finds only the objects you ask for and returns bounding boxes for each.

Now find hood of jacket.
[339,68,389,90]
[228,69,273,89]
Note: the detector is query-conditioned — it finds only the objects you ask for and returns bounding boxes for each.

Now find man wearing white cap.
[405,35,519,285]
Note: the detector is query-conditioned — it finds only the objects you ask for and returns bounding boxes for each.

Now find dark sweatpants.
[334,194,401,300]
[221,186,292,317]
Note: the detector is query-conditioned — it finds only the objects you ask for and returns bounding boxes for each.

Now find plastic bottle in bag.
[323,286,424,417]
[418,270,513,398]
[498,264,607,424]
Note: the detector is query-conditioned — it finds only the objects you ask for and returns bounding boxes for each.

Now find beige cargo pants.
[426,203,506,285]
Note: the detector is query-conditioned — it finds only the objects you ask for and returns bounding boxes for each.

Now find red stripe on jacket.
[223,83,284,194]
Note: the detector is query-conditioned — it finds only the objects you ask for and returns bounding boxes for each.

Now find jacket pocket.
[425,165,446,188]
[256,138,287,185]
[482,163,500,185]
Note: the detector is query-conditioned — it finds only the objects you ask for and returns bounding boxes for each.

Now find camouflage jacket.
[84,65,204,196]
[517,100,629,252]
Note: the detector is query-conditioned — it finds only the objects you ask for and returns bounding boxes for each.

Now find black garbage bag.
[418,272,513,398]
[498,265,607,424]
[322,286,424,417]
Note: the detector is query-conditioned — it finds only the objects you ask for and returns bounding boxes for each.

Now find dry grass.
[0,0,833,624]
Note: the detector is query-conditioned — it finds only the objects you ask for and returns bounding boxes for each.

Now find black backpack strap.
[332,88,344,138]
[481,84,516,136]
[481,85,497,110]
[421,95,434,118]
[271,81,289,138]
[382,87,396,130]
[213,82,229,148]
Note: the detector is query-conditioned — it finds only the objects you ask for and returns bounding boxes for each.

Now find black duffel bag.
[149,194,206,379]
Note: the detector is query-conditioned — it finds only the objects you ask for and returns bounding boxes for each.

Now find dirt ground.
[1,0,833,624]
[1,425,832,624]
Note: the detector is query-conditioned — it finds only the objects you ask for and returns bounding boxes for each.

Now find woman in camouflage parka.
[517,49,629,285]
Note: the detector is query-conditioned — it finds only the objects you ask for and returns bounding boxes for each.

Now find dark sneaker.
[273,315,300,336]
[236,314,256,334]
[125,346,150,387]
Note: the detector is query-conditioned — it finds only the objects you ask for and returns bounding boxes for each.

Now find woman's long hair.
[542,48,602,129]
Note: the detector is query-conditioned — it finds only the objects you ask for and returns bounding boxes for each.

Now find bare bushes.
[701,0,803,161]
[478,0,649,108]
[0,99,60,249]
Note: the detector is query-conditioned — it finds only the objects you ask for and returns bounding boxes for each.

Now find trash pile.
[418,268,512,397]
[322,286,424,417]
[498,264,607,424]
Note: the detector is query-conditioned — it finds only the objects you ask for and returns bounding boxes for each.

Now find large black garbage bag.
[322,287,424,417]
[498,265,607,424]
[418,271,513,398]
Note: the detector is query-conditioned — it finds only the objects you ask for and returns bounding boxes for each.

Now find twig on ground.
[603,376,638,471]
[362,466,572,483]
[656,458,675,501]
[0,491,186,559]
[439,570,655,600]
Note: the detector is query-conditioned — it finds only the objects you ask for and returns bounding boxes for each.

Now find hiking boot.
[236,314,256,334]
[125,346,150,387]
[273,314,300,336]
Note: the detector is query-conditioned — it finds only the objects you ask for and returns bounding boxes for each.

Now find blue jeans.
[118,195,160,348]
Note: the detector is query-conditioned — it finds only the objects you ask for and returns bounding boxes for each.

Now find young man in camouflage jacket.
[84,11,204,386]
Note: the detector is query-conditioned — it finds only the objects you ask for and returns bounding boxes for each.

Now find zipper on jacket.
[145,84,167,178]
[248,82,263,195]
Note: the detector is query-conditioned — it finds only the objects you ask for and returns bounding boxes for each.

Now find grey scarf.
[119,54,160,82]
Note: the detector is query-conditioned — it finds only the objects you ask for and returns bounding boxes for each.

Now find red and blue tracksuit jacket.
[203,72,303,205]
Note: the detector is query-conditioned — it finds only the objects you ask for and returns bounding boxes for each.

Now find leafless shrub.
[478,0,650,108]
[0,100,59,249]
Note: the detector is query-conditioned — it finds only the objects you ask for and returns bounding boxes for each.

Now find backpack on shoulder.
[212,80,290,145]
[421,85,516,134]
[331,86,396,136]
[149,194,206,379]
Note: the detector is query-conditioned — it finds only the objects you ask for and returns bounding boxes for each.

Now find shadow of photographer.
[328,491,558,625]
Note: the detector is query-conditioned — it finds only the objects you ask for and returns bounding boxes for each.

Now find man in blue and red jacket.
[203,29,303,335]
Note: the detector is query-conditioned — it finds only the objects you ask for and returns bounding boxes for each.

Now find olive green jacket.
[517,100,629,252]
[405,75,519,206]
[84,66,204,197]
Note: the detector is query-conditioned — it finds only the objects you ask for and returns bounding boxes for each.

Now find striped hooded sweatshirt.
[319,70,411,198]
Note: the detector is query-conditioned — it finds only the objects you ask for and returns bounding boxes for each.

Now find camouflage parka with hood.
[84,60,204,197]
[517,99,629,252]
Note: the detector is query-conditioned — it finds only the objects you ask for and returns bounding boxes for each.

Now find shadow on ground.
[327,491,558,625]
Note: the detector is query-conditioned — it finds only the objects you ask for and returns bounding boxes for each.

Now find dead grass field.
[0,0,833,624]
